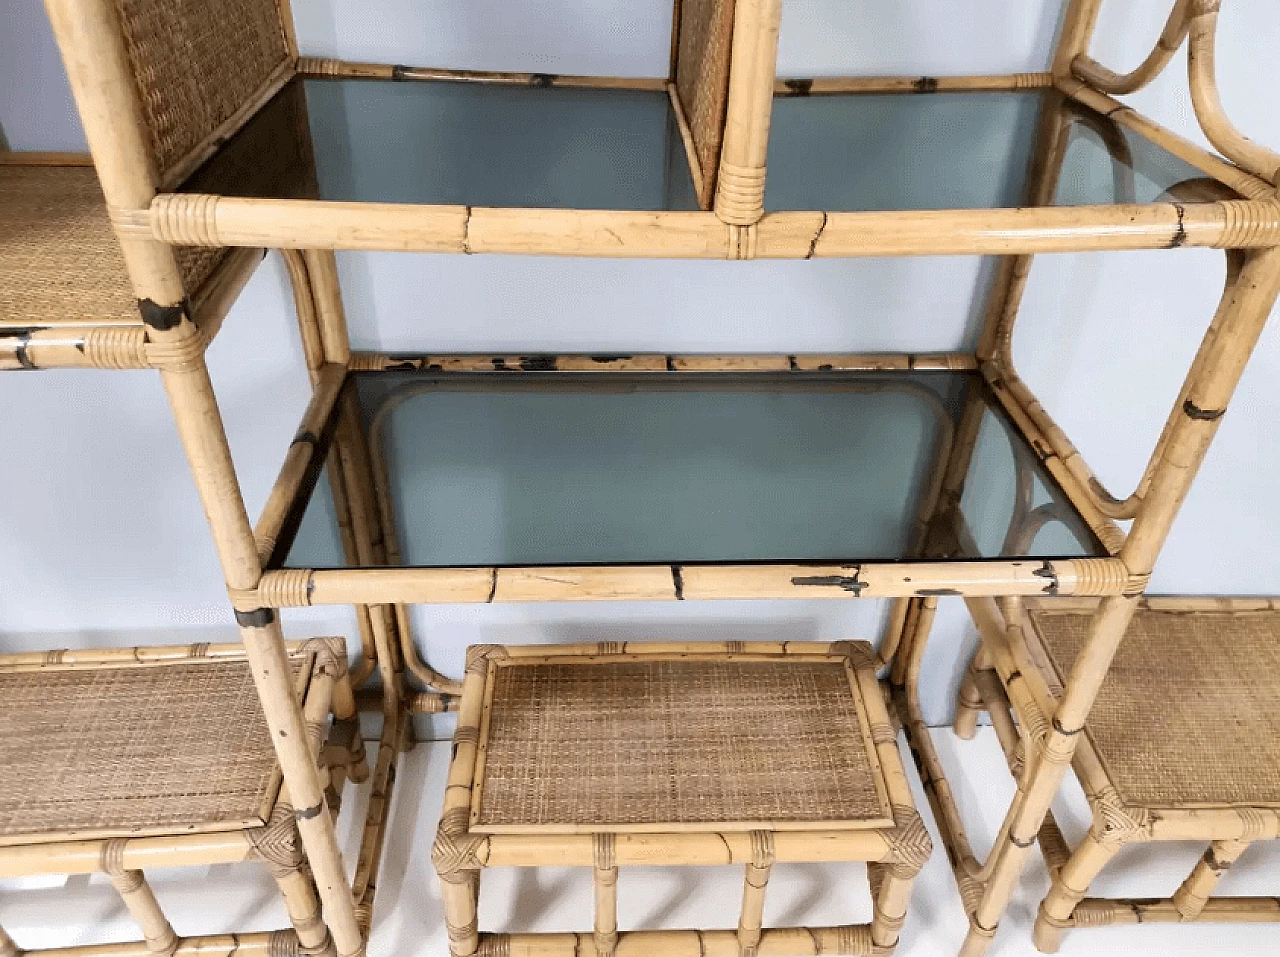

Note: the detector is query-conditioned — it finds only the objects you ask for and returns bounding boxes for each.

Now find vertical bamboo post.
[952,647,991,740]
[249,806,332,956]
[1051,0,1105,82]
[100,844,178,957]
[713,0,782,226]
[960,246,1280,957]
[40,3,363,953]
[870,865,914,952]
[736,831,773,957]
[593,834,619,957]
[1170,839,1250,920]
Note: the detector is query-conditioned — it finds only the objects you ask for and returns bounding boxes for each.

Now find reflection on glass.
[284,371,1101,570]
[766,90,1208,212]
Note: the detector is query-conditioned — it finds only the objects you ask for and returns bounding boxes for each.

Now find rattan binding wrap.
[111,0,290,181]
[473,658,889,830]
[0,657,303,844]
[675,0,736,208]
[0,164,222,324]
[1029,605,1280,808]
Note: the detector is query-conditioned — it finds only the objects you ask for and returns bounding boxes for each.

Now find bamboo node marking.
[256,570,314,608]
[465,644,509,675]
[714,162,766,226]
[1091,787,1151,847]
[99,839,131,877]
[151,193,222,246]
[247,805,305,877]
[749,830,776,868]
[886,805,932,878]
[82,326,149,369]
[268,930,301,957]
[143,325,208,371]
[432,808,487,878]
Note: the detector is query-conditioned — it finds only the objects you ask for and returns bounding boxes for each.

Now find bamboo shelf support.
[1070,0,1192,95]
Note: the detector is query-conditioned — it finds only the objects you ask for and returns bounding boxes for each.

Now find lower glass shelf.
[278,357,1102,577]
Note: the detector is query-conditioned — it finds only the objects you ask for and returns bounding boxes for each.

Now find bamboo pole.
[713,0,782,225]
[959,248,1280,957]
[1070,0,1191,95]
[1186,0,1280,186]
[40,1,363,948]
[137,196,1280,257]
[774,74,1051,96]
[26,932,302,957]
[1051,0,1105,82]
[294,58,667,90]
[469,926,884,957]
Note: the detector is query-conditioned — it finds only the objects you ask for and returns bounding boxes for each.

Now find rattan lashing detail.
[432,808,487,880]
[464,644,508,676]
[247,804,305,877]
[1089,787,1152,848]
[885,806,932,879]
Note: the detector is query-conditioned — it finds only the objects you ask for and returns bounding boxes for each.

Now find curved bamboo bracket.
[1187,0,1280,186]
[1071,0,1192,95]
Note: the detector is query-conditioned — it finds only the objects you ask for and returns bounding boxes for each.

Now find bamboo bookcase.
[10,0,1279,955]
[0,639,364,957]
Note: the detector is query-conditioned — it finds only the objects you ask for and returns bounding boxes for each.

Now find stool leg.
[953,647,991,741]
[1033,828,1124,953]
[869,863,913,952]
[441,875,480,957]
[593,834,619,957]
[272,863,333,956]
[1171,840,1250,920]
[738,832,774,957]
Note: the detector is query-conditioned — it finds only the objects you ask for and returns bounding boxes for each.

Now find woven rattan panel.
[0,166,137,325]
[0,659,287,843]
[113,0,289,181]
[474,658,889,830]
[1,165,227,323]
[676,0,735,205]
[1032,608,1280,808]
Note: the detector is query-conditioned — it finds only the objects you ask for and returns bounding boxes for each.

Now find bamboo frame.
[0,641,363,957]
[433,641,930,957]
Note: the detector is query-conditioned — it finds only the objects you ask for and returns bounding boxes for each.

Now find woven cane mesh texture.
[676,0,736,205]
[0,166,136,325]
[0,165,225,323]
[475,658,888,829]
[1031,607,1280,808]
[113,0,289,181]
[0,658,294,843]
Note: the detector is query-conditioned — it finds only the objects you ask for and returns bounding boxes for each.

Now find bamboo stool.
[959,598,1280,951]
[0,638,366,957]
[433,640,931,957]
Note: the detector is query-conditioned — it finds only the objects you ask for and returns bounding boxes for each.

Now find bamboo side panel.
[138,198,1280,257]
[672,0,737,208]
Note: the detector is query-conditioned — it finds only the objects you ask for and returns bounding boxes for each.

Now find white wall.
[2,0,1278,726]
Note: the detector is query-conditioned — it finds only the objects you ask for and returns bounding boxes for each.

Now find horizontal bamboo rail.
[131,198,1280,257]
[16,931,303,957]
[294,57,668,91]
[252,557,1139,607]
[774,74,1052,96]
[348,351,977,373]
[466,927,884,956]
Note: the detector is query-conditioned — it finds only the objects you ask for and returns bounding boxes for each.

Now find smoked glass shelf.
[273,359,1102,603]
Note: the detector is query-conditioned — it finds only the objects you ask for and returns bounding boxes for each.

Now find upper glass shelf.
[183,77,699,211]
[281,367,1102,571]
[765,90,1207,212]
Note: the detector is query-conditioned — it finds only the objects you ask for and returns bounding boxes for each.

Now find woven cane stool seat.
[1017,600,1280,951]
[1028,602,1280,809]
[0,643,343,846]
[434,641,931,957]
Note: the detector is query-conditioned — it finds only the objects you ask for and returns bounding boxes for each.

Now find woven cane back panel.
[474,657,890,831]
[1031,607,1280,808]
[675,0,736,206]
[0,657,302,843]
[112,0,290,181]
